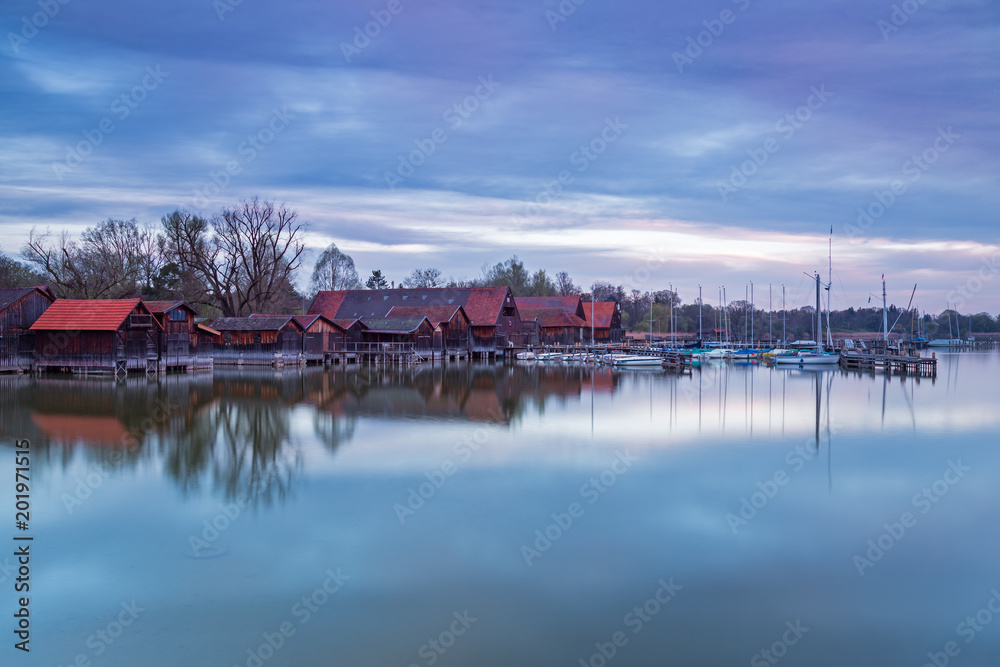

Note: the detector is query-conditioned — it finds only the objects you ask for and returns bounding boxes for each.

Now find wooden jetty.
[839,350,937,377]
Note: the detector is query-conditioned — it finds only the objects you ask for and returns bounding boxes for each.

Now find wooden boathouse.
[211,316,306,366]
[309,286,523,359]
[29,299,161,375]
[582,302,625,343]
[143,300,212,371]
[386,305,471,358]
[249,313,346,364]
[0,286,54,372]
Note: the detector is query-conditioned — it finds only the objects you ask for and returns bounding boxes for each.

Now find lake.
[3,350,999,666]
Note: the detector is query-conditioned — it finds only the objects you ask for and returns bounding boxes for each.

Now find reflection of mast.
[815,371,821,449]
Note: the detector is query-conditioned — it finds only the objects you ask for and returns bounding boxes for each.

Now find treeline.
[2,197,998,333]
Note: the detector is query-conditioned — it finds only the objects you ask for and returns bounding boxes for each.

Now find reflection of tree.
[0,363,616,504]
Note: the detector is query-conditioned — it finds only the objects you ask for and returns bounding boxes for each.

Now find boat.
[609,354,664,367]
[515,350,536,360]
[773,349,840,365]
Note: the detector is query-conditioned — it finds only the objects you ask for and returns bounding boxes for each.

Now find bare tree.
[555,271,579,296]
[402,267,442,288]
[309,243,361,294]
[162,198,305,316]
[22,219,161,298]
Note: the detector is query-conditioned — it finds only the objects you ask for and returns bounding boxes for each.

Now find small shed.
[0,286,54,372]
[143,300,203,370]
[359,316,434,350]
[211,316,305,366]
[519,308,586,346]
[582,302,624,343]
[29,299,162,375]
[387,305,470,352]
[249,313,345,363]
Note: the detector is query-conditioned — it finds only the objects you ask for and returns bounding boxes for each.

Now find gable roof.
[0,286,54,311]
[142,300,200,317]
[519,308,586,329]
[582,302,620,328]
[359,316,431,334]
[514,296,584,317]
[250,313,345,332]
[309,287,514,327]
[386,305,467,327]
[211,316,303,332]
[29,299,156,331]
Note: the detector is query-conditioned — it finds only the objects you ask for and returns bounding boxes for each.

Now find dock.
[839,350,938,377]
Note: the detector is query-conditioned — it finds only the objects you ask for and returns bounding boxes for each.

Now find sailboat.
[928,304,965,347]
[776,234,840,366]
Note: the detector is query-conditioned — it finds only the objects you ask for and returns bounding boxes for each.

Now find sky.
[1,0,998,313]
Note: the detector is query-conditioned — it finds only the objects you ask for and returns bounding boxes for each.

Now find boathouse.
[0,286,54,372]
[359,316,434,349]
[211,316,305,366]
[309,286,523,357]
[582,302,624,343]
[387,305,470,356]
[143,300,208,370]
[249,313,346,364]
[29,299,161,375]
[518,307,586,346]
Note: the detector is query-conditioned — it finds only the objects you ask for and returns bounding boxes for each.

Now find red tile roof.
[308,291,348,318]
[514,296,584,317]
[519,308,586,329]
[582,302,620,328]
[387,305,466,327]
[29,299,153,331]
[142,300,200,316]
[308,287,513,327]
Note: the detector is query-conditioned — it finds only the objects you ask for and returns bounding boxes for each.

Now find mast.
[815,272,821,345]
[750,281,754,347]
[826,228,833,350]
[769,284,772,347]
[698,284,703,343]
[723,286,728,344]
[591,298,594,346]
[947,303,953,338]
[881,274,889,342]
[782,284,786,343]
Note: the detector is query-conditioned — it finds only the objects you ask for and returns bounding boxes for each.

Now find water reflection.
[0,364,625,505]
[0,354,992,506]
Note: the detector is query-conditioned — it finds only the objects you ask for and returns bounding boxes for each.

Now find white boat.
[563,352,595,362]
[698,348,734,360]
[609,355,664,367]
[927,339,964,348]
[515,351,536,360]
[773,349,840,365]
[535,352,564,361]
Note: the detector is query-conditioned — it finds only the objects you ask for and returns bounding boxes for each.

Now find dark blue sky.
[2,0,998,311]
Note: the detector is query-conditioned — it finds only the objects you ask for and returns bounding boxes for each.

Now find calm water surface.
[2,351,999,666]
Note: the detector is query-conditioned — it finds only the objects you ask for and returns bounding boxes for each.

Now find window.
[169,309,185,322]
[254,332,261,343]
[224,332,231,343]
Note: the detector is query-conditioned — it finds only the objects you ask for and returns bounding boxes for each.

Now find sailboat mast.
[826,229,833,349]
[882,275,889,342]
[815,273,821,345]
[699,284,703,343]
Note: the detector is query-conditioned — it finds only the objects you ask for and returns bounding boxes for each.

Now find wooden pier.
[839,350,937,377]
